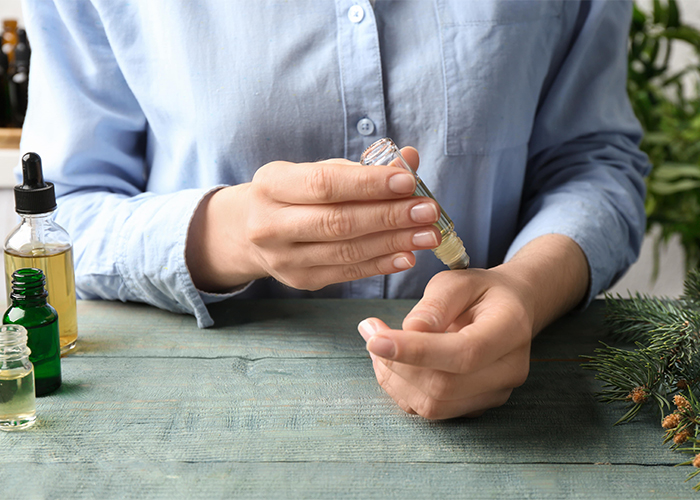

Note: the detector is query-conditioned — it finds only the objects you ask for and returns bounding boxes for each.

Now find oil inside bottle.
[405,167,470,270]
[360,138,470,270]
[0,367,36,431]
[4,245,77,355]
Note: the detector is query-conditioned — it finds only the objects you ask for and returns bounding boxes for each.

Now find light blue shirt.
[19,0,649,327]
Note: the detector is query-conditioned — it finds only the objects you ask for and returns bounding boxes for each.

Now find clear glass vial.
[0,324,36,431]
[360,138,470,270]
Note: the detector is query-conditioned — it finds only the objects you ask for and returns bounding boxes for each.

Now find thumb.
[400,146,420,173]
[402,298,452,333]
[402,270,478,333]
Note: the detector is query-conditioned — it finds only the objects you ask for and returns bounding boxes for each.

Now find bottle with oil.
[0,324,36,431]
[360,138,470,270]
[4,152,78,355]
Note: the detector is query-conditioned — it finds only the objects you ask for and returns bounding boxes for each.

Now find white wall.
[0,0,23,26]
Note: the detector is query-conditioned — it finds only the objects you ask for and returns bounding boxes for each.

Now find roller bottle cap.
[14,152,57,215]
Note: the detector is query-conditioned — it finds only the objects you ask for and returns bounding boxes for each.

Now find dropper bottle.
[360,138,470,270]
[4,152,78,355]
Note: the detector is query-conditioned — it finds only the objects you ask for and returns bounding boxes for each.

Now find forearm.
[494,233,589,335]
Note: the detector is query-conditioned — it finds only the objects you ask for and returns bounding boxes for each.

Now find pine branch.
[583,340,671,424]
[586,268,700,490]
[583,304,700,424]
[603,292,691,343]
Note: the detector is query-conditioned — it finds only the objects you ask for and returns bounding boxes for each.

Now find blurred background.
[0,0,698,299]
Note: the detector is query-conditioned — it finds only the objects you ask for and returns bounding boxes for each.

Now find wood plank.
[0,462,692,499]
[3,299,694,498]
[73,299,610,361]
[0,356,678,466]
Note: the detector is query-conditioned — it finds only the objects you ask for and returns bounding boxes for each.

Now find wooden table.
[0,299,692,498]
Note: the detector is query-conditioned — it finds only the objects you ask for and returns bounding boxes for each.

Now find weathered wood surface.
[0,299,693,499]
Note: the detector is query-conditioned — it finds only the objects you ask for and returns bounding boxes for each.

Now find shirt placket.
[335,0,387,299]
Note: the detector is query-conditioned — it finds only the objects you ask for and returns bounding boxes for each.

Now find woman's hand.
[358,233,590,420]
[186,149,442,291]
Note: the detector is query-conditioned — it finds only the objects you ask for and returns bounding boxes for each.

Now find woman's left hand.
[357,233,590,420]
[358,268,535,419]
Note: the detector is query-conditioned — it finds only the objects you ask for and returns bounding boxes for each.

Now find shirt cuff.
[504,188,641,310]
[117,186,238,328]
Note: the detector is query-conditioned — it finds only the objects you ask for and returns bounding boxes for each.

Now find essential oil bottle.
[3,268,61,396]
[4,152,78,355]
[360,138,470,270]
[0,324,36,431]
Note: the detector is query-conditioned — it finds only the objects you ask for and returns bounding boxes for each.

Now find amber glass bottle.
[7,28,29,127]
[3,268,61,397]
[1,20,18,66]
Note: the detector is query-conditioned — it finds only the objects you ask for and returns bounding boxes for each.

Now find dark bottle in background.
[1,19,29,127]
[0,49,11,127]
[8,28,29,127]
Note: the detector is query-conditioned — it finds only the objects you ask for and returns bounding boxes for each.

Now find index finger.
[362,308,530,374]
[254,161,417,204]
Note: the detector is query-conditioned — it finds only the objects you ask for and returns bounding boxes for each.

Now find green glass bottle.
[3,268,61,396]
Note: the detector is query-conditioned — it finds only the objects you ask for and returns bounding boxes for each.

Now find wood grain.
[0,299,689,499]
[0,463,690,499]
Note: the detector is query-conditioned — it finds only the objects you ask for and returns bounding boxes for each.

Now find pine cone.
[662,413,681,429]
[629,386,648,404]
[674,429,692,445]
[674,395,691,410]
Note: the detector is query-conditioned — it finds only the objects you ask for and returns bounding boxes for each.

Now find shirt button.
[348,5,365,23]
[357,118,375,136]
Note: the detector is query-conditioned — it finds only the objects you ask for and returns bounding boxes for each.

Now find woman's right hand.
[185,149,442,292]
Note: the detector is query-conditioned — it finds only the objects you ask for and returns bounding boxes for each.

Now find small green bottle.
[3,268,61,396]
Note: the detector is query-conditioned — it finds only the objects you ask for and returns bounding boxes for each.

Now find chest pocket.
[436,0,563,155]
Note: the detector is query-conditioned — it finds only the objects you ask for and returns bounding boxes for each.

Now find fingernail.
[358,318,379,341]
[367,336,396,359]
[410,202,438,223]
[393,256,413,270]
[388,173,416,194]
[412,230,438,248]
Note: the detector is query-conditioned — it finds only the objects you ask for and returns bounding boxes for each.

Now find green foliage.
[628,0,700,273]
[585,269,700,489]
[583,282,700,425]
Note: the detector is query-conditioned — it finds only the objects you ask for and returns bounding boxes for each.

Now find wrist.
[493,234,590,334]
[186,184,266,292]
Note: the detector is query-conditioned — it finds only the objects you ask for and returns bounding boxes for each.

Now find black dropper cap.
[14,152,57,215]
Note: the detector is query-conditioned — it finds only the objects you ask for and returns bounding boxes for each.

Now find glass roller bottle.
[360,138,470,270]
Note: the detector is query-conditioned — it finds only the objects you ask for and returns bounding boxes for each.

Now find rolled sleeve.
[507,0,651,306]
